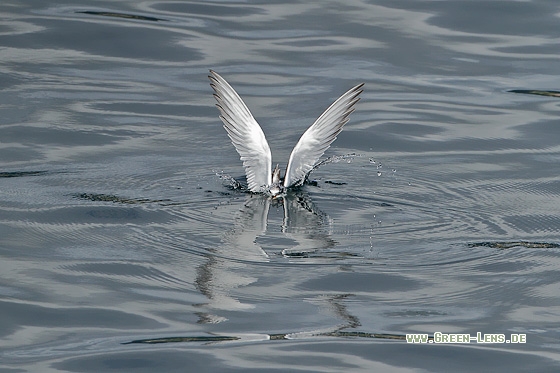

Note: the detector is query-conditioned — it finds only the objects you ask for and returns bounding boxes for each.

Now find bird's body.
[209,70,363,196]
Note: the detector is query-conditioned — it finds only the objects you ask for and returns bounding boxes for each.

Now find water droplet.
[392,169,396,173]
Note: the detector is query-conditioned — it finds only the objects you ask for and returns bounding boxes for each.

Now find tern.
[209,70,363,196]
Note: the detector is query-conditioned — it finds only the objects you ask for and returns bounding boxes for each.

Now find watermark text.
[406,332,526,344]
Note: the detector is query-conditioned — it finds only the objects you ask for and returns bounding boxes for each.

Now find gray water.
[1,1,560,371]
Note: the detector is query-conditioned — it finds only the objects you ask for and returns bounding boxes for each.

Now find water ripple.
[2,0,560,370]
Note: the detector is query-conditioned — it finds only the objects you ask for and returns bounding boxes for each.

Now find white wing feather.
[284,83,364,188]
[209,70,272,192]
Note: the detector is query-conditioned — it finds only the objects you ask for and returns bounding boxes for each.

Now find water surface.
[1,1,560,371]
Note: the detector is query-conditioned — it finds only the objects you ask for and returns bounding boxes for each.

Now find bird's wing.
[209,70,272,192]
[284,83,364,188]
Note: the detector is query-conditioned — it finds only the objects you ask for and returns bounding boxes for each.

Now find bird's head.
[269,164,284,197]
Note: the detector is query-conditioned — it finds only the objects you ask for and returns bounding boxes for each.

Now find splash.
[214,170,245,191]
[214,154,362,190]
[310,153,362,173]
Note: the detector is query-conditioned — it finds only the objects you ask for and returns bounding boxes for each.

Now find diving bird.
[209,70,363,196]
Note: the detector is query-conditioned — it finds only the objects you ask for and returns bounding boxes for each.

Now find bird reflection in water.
[194,190,360,325]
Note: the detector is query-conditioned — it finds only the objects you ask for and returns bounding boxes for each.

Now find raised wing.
[209,70,272,192]
[284,83,364,188]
